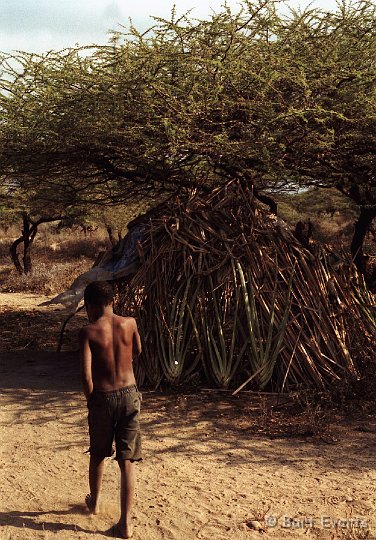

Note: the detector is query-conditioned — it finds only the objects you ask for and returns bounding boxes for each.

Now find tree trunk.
[21,213,40,274]
[22,214,33,274]
[9,214,41,274]
[9,214,66,274]
[106,225,121,249]
[350,207,376,277]
[10,237,24,274]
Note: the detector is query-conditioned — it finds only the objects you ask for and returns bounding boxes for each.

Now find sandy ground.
[0,293,375,540]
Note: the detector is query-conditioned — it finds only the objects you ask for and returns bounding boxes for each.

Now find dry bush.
[0,241,10,259]
[32,236,109,262]
[28,226,108,260]
[312,217,354,246]
[2,259,93,295]
[0,224,20,239]
[0,224,108,258]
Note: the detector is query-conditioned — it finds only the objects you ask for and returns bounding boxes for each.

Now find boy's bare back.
[79,314,141,393]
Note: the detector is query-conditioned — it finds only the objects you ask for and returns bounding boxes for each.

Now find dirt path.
[0,293,375,539]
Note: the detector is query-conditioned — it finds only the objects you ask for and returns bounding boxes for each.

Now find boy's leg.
[86,454,105,514]
[117,459,135,538]
[87,392,115,514]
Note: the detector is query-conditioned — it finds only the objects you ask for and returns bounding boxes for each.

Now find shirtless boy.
[79,281,142,539]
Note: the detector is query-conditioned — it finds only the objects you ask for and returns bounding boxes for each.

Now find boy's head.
[84,281,114,309]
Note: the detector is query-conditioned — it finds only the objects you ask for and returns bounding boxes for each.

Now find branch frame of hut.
[106,181,376,391]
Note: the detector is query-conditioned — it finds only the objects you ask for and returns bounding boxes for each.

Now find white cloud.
[0,0,125,52]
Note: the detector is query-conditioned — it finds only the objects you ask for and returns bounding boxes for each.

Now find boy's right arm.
[79,327,93,400]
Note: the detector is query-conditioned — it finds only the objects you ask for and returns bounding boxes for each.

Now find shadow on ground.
[1,350,375,473]
[0,507,115,537]
[0,305,85,351]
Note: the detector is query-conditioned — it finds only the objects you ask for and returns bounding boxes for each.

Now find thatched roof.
[115,180,375,391]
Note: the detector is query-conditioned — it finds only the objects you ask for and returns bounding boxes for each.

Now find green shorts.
[87,384,142,462]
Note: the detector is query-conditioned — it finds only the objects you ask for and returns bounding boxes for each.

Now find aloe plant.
[199,268,248,387]
[236,260,293,390]
[155,276,201,384]
[352,275,376,337]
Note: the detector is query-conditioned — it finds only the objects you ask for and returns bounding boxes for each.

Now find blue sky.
[0,0,338,54]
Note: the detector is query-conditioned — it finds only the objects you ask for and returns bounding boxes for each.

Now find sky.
[0,0,339,54]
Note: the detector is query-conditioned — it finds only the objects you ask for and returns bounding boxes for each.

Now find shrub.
[2,259,93,294]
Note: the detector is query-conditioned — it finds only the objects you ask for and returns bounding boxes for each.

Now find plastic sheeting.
[40,225,145,311]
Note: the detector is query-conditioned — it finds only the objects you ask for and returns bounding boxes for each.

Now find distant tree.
[0,181,76,273]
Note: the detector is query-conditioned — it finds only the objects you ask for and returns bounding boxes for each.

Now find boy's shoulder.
[115,314,137,327]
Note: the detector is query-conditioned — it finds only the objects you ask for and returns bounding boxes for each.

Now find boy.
[79,281,142,539]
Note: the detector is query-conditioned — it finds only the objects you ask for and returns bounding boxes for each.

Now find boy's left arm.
[132,318,142,359]
[79,327,93,401]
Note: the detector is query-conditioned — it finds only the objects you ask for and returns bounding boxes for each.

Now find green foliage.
[199,266,248,387]
[272,1,376,210]
[0,0,375,209]
[277,189,357,219]
[0,0,375,279]
[155,276,201,385]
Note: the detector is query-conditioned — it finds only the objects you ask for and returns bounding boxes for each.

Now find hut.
[113,180,375,391]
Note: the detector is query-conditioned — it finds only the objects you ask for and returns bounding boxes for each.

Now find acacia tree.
[0,0,281,275]
[0,2,297,204]
[0,0,374,277]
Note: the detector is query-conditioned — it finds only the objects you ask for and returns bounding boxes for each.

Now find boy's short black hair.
[84,281,114,307]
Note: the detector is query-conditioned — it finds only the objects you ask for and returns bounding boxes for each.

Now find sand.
[0,293,375,540]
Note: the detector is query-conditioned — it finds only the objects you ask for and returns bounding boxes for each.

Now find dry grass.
[1,260,94,294]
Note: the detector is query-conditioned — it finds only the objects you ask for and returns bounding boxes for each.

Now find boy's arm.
[132,319,142,359]
[79,327,93,400]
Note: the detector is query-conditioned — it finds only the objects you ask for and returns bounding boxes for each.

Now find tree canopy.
[0,0,375,272]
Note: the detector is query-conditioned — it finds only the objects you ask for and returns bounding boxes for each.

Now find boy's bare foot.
[85,493,99,514]
[113,521,133,538]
